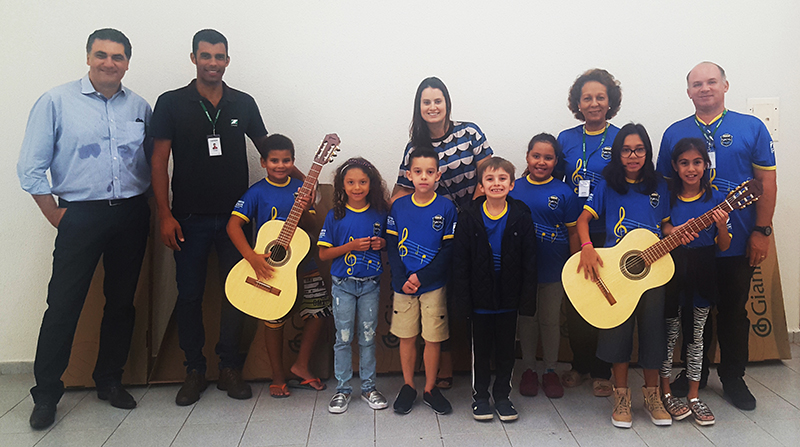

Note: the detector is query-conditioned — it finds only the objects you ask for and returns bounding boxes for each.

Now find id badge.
[207,135,222,157]
[708,151,716,169]
[578,179,591,198]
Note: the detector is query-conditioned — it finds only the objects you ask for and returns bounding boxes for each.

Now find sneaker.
[722,377,756,410]
[661,392,691,420]
[611,387,632,429]
[688,397,715,425]
[472,399,493,421]
[542,372,564,398]
[393,384,416,414]
[670,369,708,398]
[494,399,518,422]
[422,387,452,415]
[642,386,672,426]
[362,389,389,410]
[519,369,538,397]
[328,392,350,414]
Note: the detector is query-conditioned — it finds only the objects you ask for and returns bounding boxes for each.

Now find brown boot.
[642,386,672,426]
[612,387,632,428]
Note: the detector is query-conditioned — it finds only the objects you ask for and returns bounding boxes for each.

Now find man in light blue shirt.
[17,28,151,430]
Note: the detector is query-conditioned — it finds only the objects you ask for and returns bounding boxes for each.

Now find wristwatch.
[753,225,772,236]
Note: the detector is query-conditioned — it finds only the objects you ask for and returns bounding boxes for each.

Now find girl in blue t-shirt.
[576,123,679,428]
[317,157,391,414]
[510,133,580,399]
[659,138,730,426]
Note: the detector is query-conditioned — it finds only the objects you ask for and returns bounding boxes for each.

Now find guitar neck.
[641,199,733,265]
[275,162,323,248]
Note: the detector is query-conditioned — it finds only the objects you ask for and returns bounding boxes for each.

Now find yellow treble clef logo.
[571,160,584,194]
[398,228,409,258]
[270,206,278,220]
[345,236,357,275]
[614,207,627,243]
[709,168,718,191]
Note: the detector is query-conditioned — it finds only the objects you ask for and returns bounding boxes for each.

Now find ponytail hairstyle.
[332,157,390,220]
[669,137,713,207]
[602,123,660,195]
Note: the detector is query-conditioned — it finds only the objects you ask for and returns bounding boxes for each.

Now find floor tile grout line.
[100,383,150,446]
[168,393,198,447]
[303,390,318,447]
[32,390,90,446]
[747,365,800,412]
[238,383,265,447]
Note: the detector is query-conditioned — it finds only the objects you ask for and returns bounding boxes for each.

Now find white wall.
[2,0,799,364]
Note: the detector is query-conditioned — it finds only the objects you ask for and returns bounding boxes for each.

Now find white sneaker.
[362,389,389,410]
[328,392,350,414]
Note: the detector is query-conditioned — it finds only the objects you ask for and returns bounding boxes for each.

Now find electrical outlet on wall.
[747,97,779,142]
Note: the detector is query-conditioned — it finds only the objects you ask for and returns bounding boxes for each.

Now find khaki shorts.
[390,286,449,342]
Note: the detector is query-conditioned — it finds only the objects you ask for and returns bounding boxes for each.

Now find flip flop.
[287,378,327,391]
[435,377,453,389]
[269,383,291,398]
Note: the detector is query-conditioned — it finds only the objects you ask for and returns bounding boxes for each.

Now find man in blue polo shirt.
[657,62,777,411]
[18,28,152,429]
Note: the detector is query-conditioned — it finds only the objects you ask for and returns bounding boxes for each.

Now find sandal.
[287,378,327,391]
[592,379,614,397]
[688,397,715,426]
[269,383,291,398]
[661,393,691,420]
[435,377,453,390]
[561,370,589,388]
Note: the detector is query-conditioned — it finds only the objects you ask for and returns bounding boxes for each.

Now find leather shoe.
[217,368,252,400]
[29,402,56,430]
[97,384,137,409]
[176,370,208,406]
[722,377,756,411]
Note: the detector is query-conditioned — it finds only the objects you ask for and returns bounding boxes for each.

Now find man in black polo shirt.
[151,29,269,405]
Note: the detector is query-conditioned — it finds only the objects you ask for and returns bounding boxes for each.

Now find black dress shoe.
[176,370,208,406]
[723,377,756,411]
[217,368,252,399]
[29,402,56,430]
[97,385,137,409]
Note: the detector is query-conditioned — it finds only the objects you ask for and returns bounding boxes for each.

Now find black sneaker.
[393,384,416,414]
[494,399,518,422]
[29,402,56,430]
[671,369,709,398]
[722,377,756,411]
[423,387,452,415]
[472,399,493,421]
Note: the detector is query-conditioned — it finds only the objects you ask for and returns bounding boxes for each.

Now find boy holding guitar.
[227,134,332,398]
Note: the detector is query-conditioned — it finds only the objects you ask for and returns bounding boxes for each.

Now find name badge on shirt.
[578,179,591,198]
[207,135,222,157]
[708,151,716,169]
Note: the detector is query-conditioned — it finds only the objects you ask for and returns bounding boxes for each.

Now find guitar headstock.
[313,133,341,166]
[725,179,763,211]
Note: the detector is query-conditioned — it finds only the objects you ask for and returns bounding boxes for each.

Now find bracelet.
[581,241,593,248]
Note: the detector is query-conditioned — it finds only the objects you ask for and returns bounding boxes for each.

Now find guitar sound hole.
[266,242,290,267]
[620,251,649,280]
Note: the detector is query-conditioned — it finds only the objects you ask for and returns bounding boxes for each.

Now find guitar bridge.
[595,277,616,306]
[245,277,282,296]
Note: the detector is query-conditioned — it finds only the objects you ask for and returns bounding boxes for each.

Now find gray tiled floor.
[2,343,799,446]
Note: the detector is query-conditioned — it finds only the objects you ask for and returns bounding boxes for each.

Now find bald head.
[686,62,726,86]
[686,61,729,118]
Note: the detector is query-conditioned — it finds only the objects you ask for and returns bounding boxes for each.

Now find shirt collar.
[187,79,235,104]
[81,74,127,98]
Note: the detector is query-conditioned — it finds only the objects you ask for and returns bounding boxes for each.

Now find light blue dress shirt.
[17,75,152,202]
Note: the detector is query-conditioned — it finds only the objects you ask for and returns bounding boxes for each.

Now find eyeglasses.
[621,147,646,158]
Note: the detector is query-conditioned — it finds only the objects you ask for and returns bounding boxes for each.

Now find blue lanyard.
[694,110,727,152]
[581,124,608,174]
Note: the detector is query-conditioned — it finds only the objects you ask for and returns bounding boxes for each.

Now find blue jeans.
[331,275,381,394]
[173,213,250,374]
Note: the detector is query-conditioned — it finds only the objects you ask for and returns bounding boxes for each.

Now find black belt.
[59,194,145,208]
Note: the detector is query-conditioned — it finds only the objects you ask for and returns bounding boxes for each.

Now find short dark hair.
[193,29,228,55]
[87,28,131,59]
[478,157,515,184]
[258,134,294,159]
[568,68,622,121]
[408,146,439,167]
[410,77,452,148]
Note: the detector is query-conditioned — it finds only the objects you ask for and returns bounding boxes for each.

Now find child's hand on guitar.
[295,187,316,211]
[711,209,729,232]
[671,218,699,246]
[245,251,275,281]
[370,236,386,251]
[577,244,604,282]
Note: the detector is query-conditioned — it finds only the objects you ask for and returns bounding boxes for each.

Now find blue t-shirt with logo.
[318,205,386,278]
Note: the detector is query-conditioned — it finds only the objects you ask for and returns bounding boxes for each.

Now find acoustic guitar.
[225,134,340,321]
[562,180,761,329]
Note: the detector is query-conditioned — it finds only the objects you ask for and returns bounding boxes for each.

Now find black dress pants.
[31,196,149,404]
[471,311,517,402]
